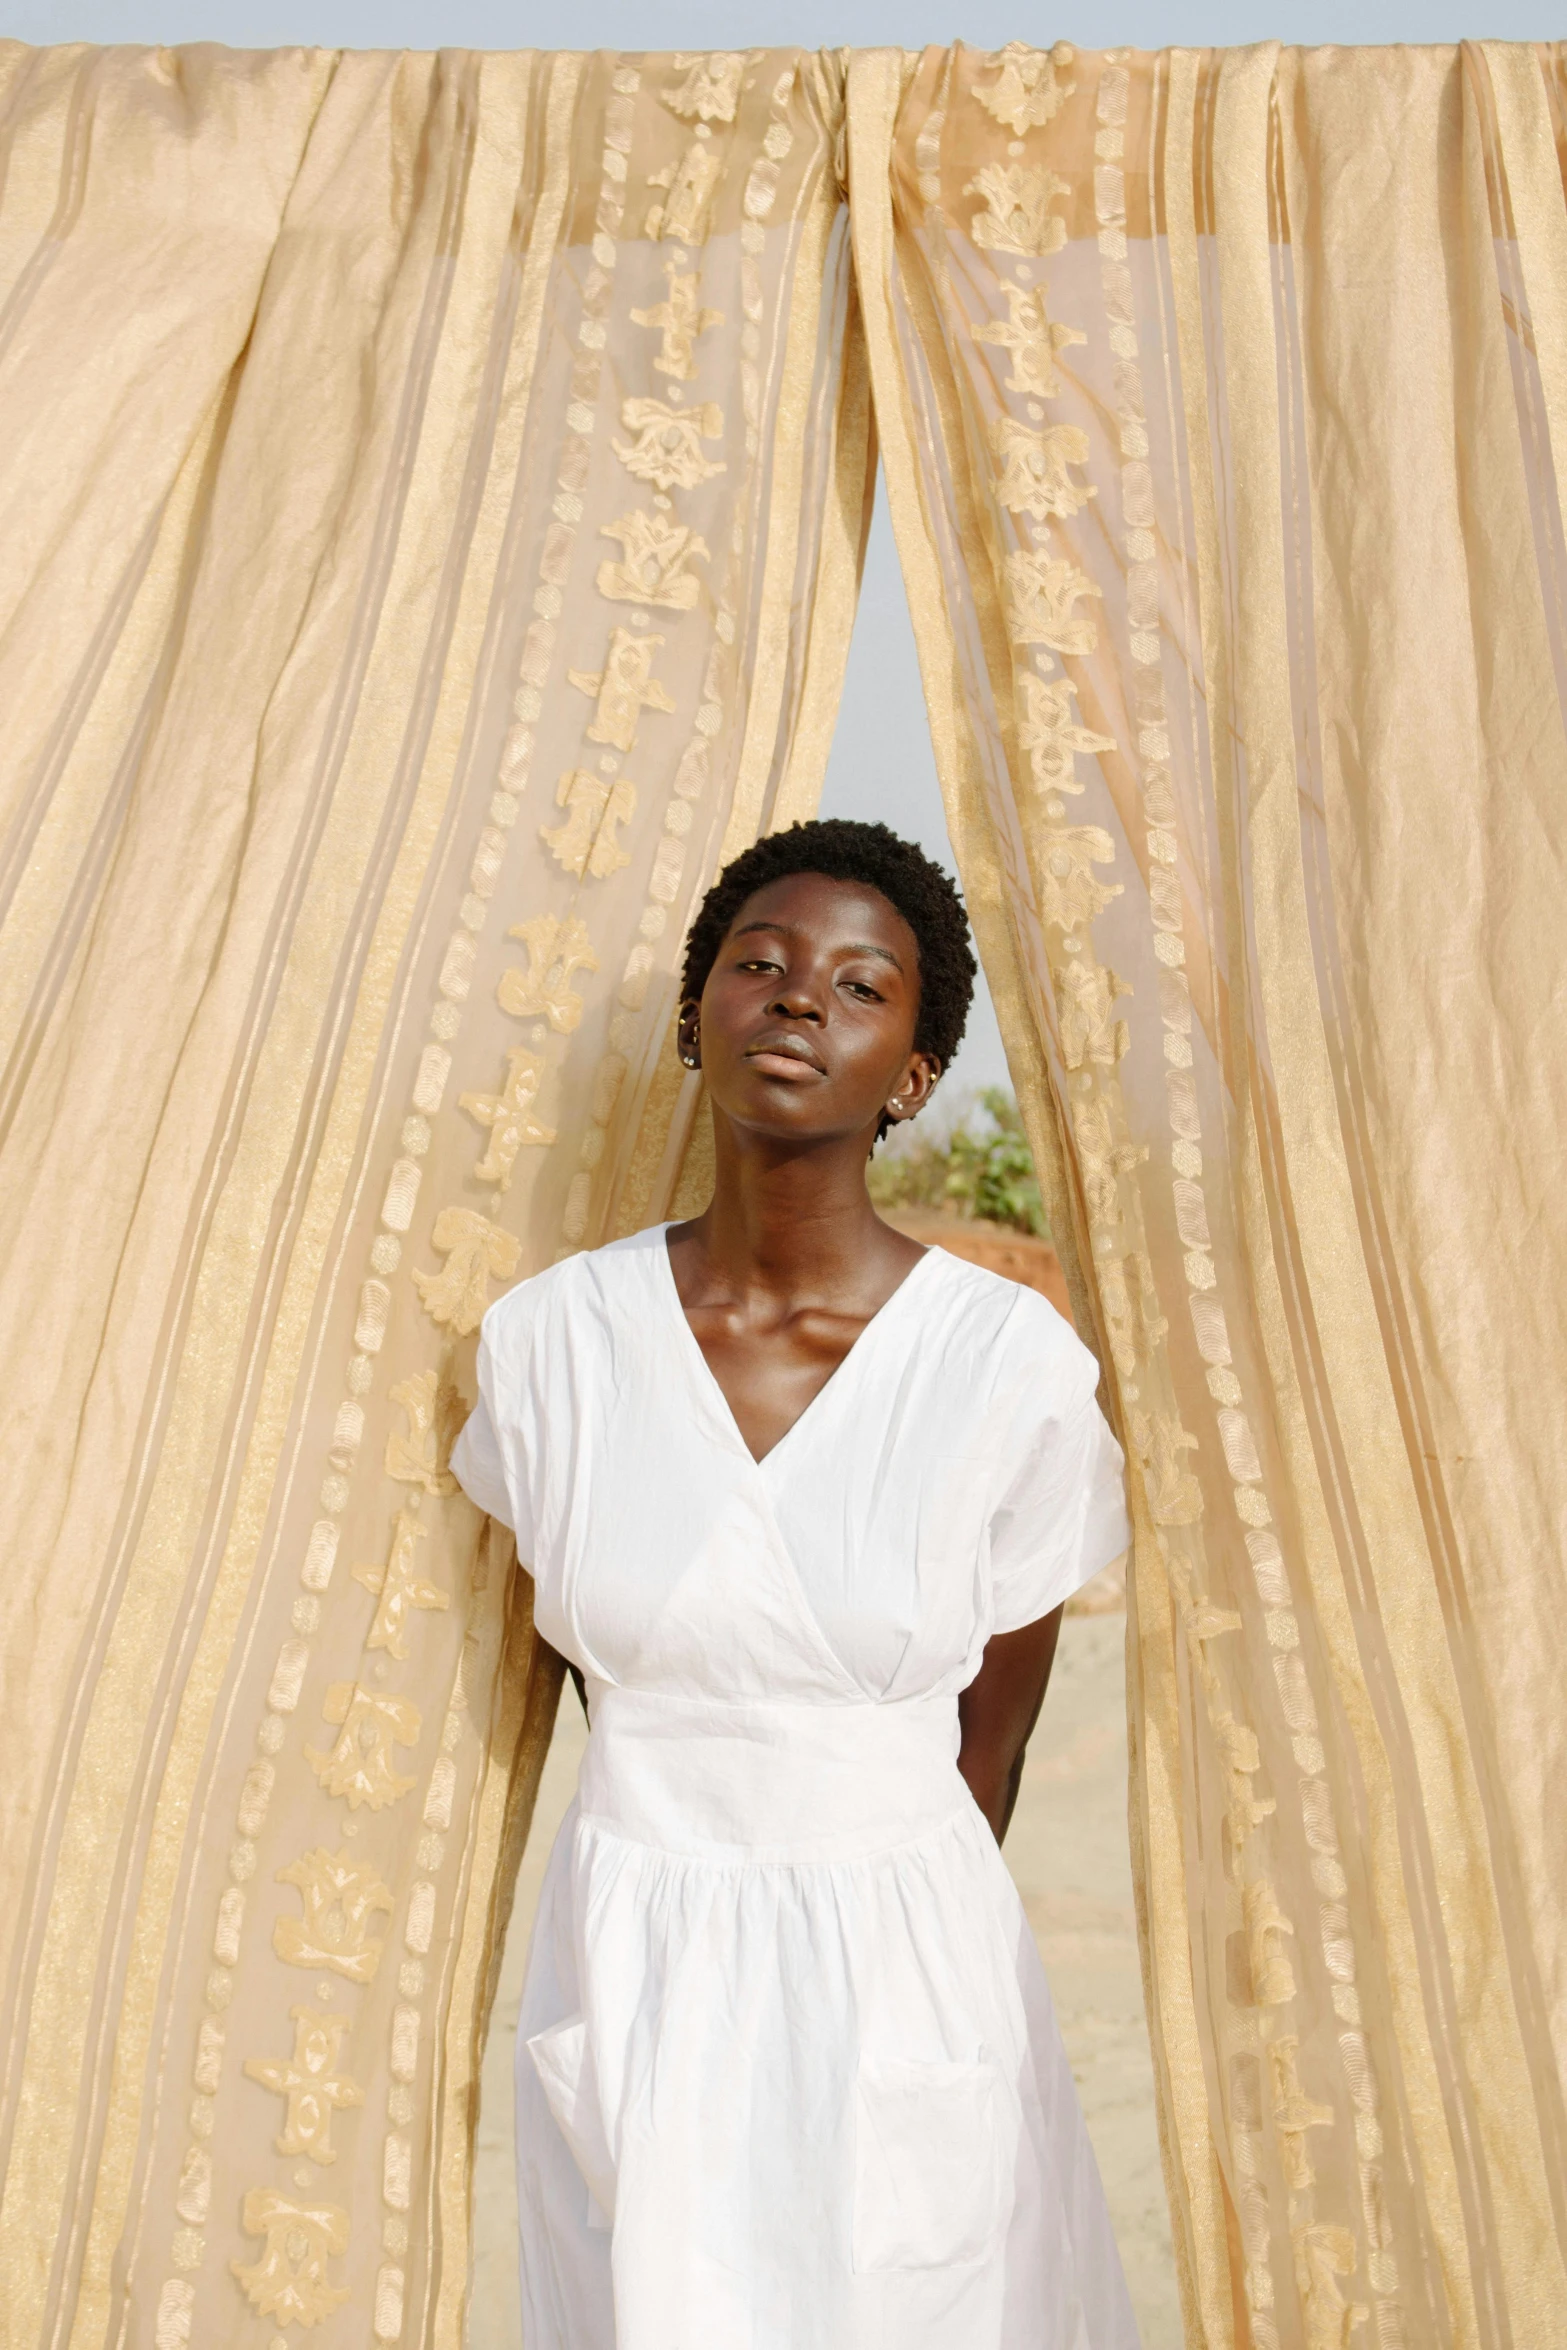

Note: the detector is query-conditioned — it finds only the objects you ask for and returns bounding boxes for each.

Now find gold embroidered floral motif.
[273,1849,394,1984]
[1129,1408,1203,1524]
[1004,550,1102,654]
[460,1046,556,1191]
[1217,1711,1277,1858]
[1017,675,1114,791]
[966,162,1069,257]
[1071,1091,1144,1228]
[612,397,726,492]
[631,262,722,380]
[992,417,1095,521]
[974,40,1076,134]
[645,143,722,242]
[1243,1876,1297,2005]
[973,284,1085,398]
[412,1207,521,1335]
[354,1506,449,1660]
[306,1684,421,1811]
[541,770,638,880]
[1189,1596,1243,1651]
[1269,2037,1336,2190]
[1095,1244,1161,1367]
[232,2188,350,2326]
[1096,1257,1139,1378]
[384,1367,462,1495]
[597,509,709,609]
[1056,954,1130,1070]
[244,2008,363,2165]
[498,914,597,1032]
[667,51,744,122]
[176,2144,211,2224]
[569,627,676,752]
[1133,1250,1168,1356]
[1036,823,1123,932]
[1293,2222,1368,2350]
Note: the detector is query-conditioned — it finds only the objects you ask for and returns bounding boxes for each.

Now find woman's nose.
[766,980,824,1022]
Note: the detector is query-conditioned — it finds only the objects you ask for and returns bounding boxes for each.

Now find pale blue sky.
[6,0,1556,58]
[6,0,1551,1089]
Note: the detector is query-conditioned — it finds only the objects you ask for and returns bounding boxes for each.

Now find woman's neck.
[680,1114,919,1308]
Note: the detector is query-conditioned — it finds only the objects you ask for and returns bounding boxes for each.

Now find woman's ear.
[677,998,702,1071]
[884,1052,941,1125]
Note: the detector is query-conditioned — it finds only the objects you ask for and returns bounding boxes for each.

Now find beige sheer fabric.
[0,42,868,2346]
[852,39,1567,2350]
[7,32,1567,2350]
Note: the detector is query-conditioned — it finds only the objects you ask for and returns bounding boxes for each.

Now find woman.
[452,819,1140,2349]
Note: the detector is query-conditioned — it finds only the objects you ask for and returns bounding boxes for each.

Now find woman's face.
[688,871,941,1145]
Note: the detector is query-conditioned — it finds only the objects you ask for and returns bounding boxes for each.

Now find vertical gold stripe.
[617,100,861,1240]
[1224,50,1483,2341]
[1485,43,1567,523]
[713,150,852,870]
[845,49,1096,1347]
[654,248,875,1220]
[38,53,574,2348]
[768,256,876,832]
[1211,41,1560,2337]
[1206,50,1485,2340]
[0,381,222,1068]
[1138,64,1243,2348]
[851,49,1220,2339]
[0,48,80,321]
[648,218,878,1229]
[417,64,584,2346]
[431,1576,563,2350]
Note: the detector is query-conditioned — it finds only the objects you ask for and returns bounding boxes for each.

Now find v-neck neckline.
[656,1223,942,1471]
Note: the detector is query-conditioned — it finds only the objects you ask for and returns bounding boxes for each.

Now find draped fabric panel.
[852,39,1567,2350]
[0,43,867,2346]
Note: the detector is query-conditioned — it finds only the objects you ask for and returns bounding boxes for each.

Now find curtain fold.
[851,38,1567,2350]
[0,42,868,2345]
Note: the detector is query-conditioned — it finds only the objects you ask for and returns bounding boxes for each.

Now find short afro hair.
[681,819,977,1122]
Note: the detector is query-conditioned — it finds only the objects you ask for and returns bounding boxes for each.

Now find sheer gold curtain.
[851,39,1567,2350]
[0,42,867,2346]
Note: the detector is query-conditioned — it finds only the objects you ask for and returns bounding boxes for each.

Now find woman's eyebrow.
[730,918,903,973]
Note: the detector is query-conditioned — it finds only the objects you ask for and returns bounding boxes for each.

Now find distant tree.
[868,1088,1048,1238]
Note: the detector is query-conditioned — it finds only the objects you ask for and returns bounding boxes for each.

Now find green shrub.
[868,1088,1048,1237]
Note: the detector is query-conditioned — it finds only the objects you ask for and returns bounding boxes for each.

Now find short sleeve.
[450,1316,527,1545]
[987,1345,1130,1634]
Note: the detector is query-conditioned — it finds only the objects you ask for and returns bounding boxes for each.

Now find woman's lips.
[744,1043,826,1079]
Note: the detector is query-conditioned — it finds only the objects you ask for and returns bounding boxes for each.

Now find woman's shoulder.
[477,1223,665,1354]
[922,1243,1102,1406]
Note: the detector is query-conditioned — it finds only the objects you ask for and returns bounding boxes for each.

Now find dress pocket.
[852,2053,1008,2272]
[526,2012,615,2229]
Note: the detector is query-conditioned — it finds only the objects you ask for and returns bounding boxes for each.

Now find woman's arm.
[956,1606,1066,1842]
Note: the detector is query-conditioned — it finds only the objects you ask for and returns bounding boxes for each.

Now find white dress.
[452,1223,1140,2350]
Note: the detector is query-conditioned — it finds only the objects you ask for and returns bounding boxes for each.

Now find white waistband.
[577,1683,970,1863]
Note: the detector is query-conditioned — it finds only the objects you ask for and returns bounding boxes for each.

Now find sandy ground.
[467,1607,1180,2347]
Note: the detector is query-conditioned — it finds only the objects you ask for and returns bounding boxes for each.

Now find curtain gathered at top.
[0,40,869,2348]
[852,37,1567,2350]
[1,32,1565,2350]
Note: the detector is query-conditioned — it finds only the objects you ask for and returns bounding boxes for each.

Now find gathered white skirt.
[511,1686,1141,2350]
